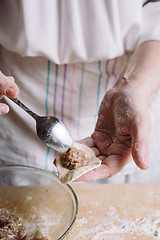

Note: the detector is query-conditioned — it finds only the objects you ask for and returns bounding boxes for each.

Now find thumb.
[0,71,19,98]
[131,114,150,170]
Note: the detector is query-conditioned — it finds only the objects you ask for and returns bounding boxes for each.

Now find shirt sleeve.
[138,1,160,46]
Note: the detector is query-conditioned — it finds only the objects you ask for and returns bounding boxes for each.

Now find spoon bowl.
[36,115,73,152]
[8,98,73,153]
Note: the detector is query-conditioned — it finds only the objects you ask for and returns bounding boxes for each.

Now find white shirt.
[0,0,160,64]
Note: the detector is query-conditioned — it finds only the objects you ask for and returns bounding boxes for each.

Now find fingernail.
[0,106,9,115]
[6,88,17,97]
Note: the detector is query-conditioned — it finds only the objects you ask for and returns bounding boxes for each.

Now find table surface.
[65,183,160,240]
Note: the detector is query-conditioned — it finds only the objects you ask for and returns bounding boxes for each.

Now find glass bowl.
[0,165,78,240]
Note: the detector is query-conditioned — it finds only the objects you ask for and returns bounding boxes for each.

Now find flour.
[72,206,160,240]
[88,200,102,207]
[76,217,88,226]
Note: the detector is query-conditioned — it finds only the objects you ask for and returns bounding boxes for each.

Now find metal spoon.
[8,98,73,153]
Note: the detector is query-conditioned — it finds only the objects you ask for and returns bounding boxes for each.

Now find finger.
[77,137,101,156]
[92,131,112,155]
[5,76,19,98]
[74,163,111,182]
[75,153,132,182]
[0,103,9,115]
[91,147,101,157]
[77,137,95,148]
[0,71,19,98]
[131,115,150,170]
[5,86,19,98]
[0,93,4,99]
[103,154,132,178]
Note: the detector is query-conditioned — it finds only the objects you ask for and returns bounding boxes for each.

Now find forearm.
[115,40,160,103]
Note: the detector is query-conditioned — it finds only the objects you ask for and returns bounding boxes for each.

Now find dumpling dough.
[56,142,101,184]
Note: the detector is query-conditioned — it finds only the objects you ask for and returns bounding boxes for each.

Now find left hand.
[76,40,160,182]
[76,80,150,182]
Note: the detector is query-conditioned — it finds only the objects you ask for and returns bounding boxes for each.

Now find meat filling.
[0,206,26,240]
[61,146,90,170]
[0,206,48,240]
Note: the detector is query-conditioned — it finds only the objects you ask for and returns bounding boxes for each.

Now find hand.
[0,71,19,115]
[77,82,150,182]
[76,40,160,182]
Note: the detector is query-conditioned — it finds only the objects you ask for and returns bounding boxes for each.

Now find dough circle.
[56,142,101,184]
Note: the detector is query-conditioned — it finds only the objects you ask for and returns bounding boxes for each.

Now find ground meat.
[0,206,48,240]
[30,231,48,240]
[0,206,26,240]
[61,146,90,170]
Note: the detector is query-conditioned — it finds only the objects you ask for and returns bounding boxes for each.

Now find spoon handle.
[9,98,39,120]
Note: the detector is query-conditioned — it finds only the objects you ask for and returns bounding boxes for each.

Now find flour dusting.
[72,206,160,240]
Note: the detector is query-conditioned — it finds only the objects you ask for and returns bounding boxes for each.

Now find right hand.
[0,71,19,115]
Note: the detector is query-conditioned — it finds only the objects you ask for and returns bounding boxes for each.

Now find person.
[0,0,160,183]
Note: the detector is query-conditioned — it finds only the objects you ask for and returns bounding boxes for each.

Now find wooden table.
[65,183,160,240]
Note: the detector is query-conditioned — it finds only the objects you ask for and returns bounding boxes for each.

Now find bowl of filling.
[0,165,78,240]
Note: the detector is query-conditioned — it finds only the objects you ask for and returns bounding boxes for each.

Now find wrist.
[115,41,160,102]
[114,75,151,106]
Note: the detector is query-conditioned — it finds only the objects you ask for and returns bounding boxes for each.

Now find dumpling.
[56,142,101,184]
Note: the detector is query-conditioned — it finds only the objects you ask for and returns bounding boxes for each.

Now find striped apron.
[0,48,160,183]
